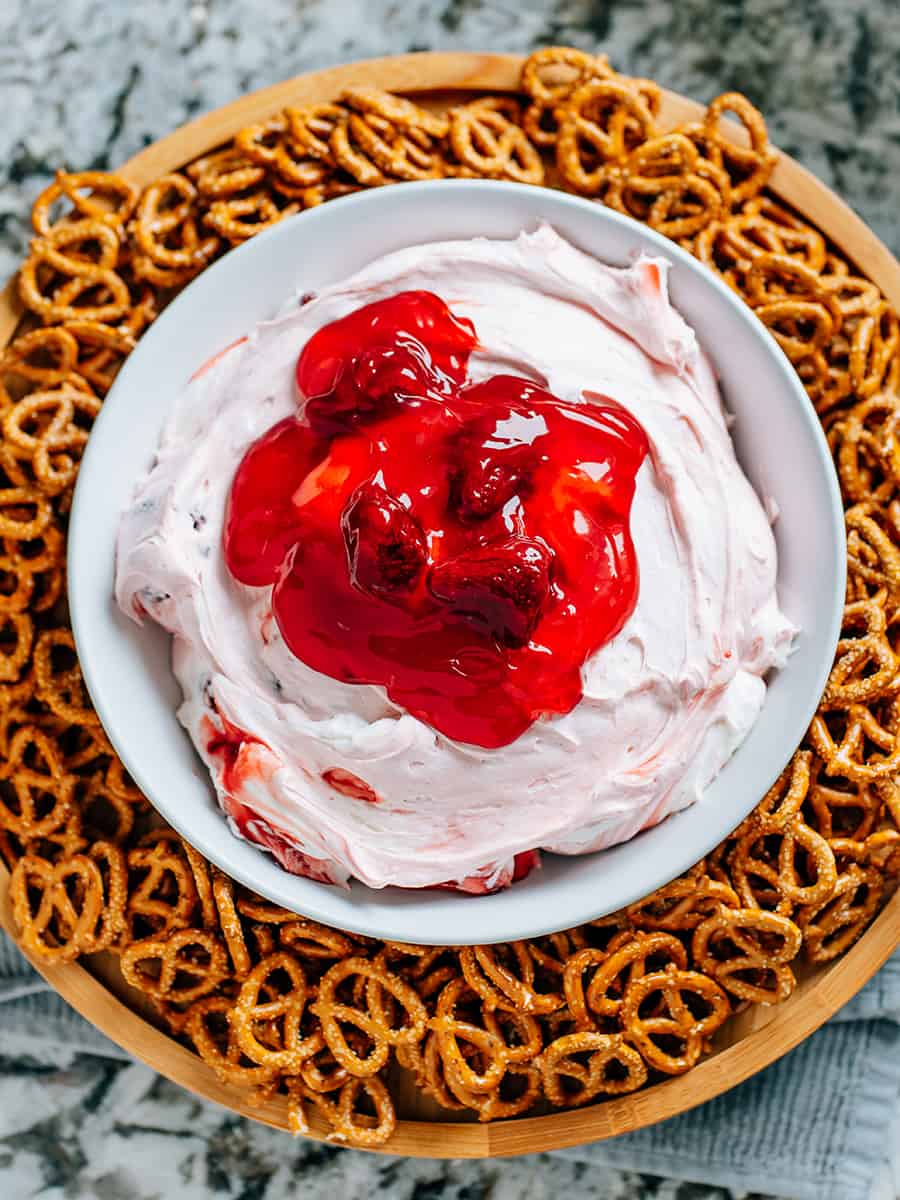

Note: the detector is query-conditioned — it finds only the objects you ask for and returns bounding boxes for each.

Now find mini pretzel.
[539,1031,647,1105]
[0,723,74,839]
[520,48,614,152]
[692,907,802,1003]
[186,148,266,197]
[625,873,739,930]
[103,756,145,806]
[62,320,136,395]
[235,894,296,924]
[862,827,900,875]
[31,170,139,237]
[61,720,113,773]
[730,814,838,916]
[459,942,563,1014]
[185,995,278,1089]
[329,111,440,186]
[179,839,216,929]
[806,760,883,842]
[737,750,811,834]
[0,525,64,616]
[846,305,900,399]
[19,219,131,325]
[132,174,220,285]
[752,198,828,264]
[605,133,730,239]
[620,966,730,1074]
[809,702,900,785]
[75,771,136,845]
[229,951,316,1071]
[0,327,80,395]
[295,1034,349,1094]
[234,114,332,190]
[121,927,228,1004]
[33,628,100,727]
[0,611,33,683]
[298,1075,396,1147]
[521,46,607,107]
[744,252,841,361]
[203,191,299,242]
[379,942,456,999]
[845,504,900,600]
[821,595,900,709]
[556,79,657,195]
[341,87,448,139]
[584,930,689,1018]
[2,388,101,497]
[284,103,348,163]
[313,956,427,1076]
[428,976,510,1094]
[798,862,884,962]
[832,395,900,505]
[698,92,776,205]
[10,850,105,961]
[456,1062,542,1122]
[448,98,544,184]
[561,946,612,1030]
[126,829,199,939]
[483,1004,543,1066]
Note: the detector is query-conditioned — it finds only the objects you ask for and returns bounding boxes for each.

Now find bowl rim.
[68,177,846,943]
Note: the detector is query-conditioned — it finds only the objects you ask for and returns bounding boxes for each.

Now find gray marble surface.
[2,1,900,1197]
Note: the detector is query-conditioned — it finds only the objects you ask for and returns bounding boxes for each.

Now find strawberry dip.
[115,226,794,892]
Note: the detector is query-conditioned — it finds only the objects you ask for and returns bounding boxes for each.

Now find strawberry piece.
[429,536,552,647]
[341,480,427,601]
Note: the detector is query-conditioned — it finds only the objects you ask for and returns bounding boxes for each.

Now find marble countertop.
[2,1,900,1197]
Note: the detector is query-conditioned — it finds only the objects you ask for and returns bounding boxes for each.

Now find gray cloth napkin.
[2,931,899,1200]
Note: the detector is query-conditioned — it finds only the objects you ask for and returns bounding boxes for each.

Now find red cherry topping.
[224,291,648,748]
[341,480,427,602]
[429,536,552,648]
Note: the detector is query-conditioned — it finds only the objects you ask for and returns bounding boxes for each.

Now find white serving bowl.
[69,180,845,945]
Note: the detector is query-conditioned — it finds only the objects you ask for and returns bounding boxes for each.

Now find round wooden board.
[1,51,899,1159]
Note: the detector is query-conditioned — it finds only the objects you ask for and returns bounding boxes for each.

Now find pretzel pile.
[2,47,900,1148]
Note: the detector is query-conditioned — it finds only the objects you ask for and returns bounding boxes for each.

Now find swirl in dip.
[116,227,794,892]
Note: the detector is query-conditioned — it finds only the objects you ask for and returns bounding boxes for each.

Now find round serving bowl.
[68,178,845,945]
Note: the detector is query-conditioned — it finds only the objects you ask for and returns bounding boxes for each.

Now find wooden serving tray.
[1,51,899,1159]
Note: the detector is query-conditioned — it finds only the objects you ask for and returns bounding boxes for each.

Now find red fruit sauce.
[224,291,648,749]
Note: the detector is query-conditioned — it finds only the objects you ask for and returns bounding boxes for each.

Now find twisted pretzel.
[539,1031,647,1105]
[125,829,199,939]
[313,956,427,1076]
[2,388,101,497]
[121,927,228,1004]
[620,966,730,1074]
[556,79,657,195]
[692,907,802,1003]
[32,171,138,237]
[448,98,544,184]
[798,863,884,962]
[19,219,131,325]
[459,942,564,1014]
[185,995,279,1090]
[229,950,316,1072]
